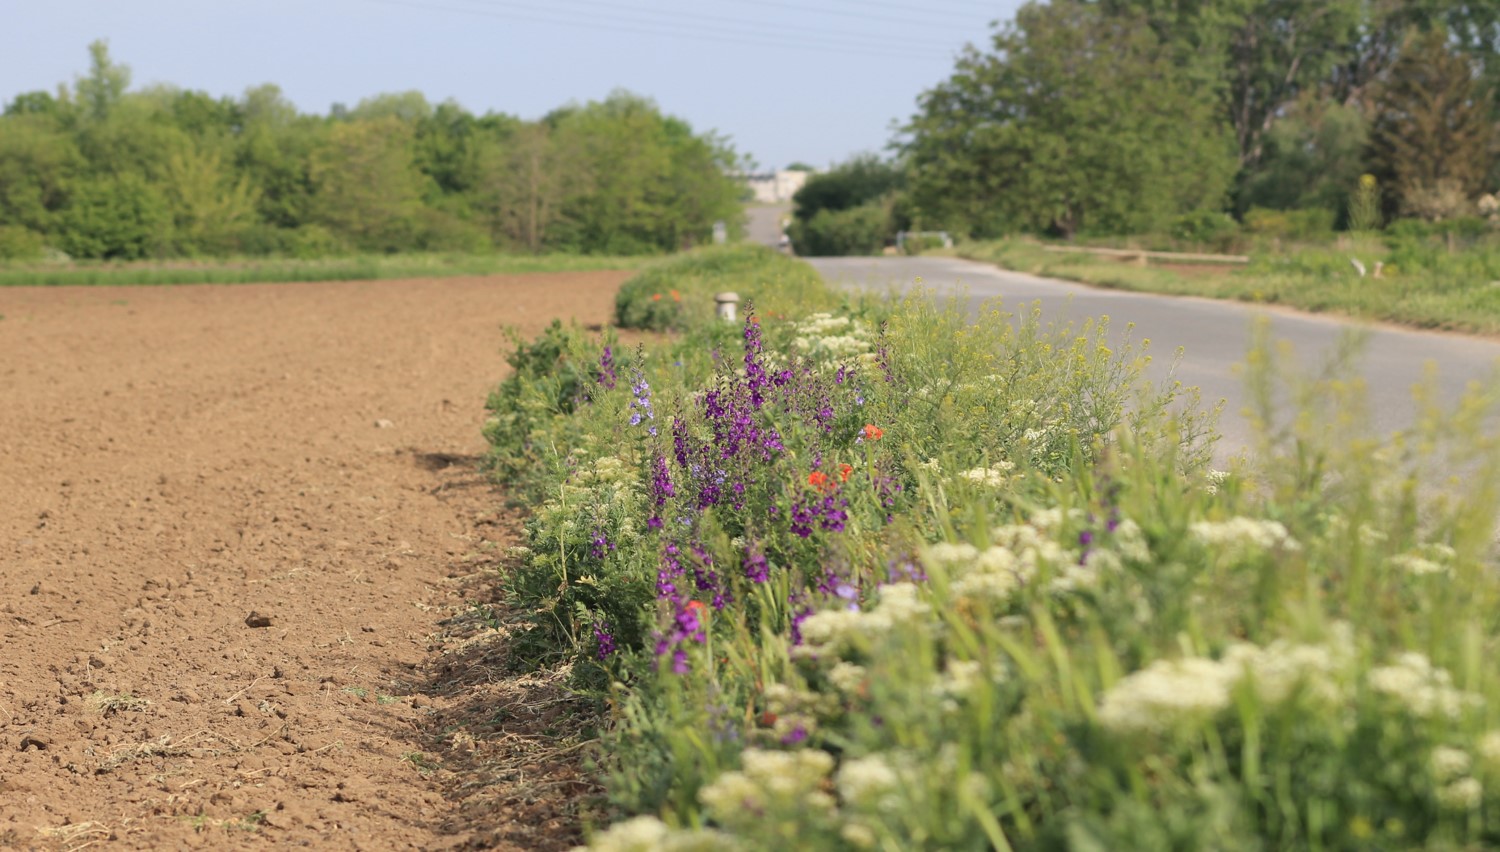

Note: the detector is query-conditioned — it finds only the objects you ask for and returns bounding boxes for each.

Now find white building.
[740,170,811,204]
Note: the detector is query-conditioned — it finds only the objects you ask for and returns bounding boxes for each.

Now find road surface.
[807,256,1500,462]
[745,204,791,249]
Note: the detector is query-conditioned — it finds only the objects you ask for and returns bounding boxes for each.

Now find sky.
[3,0,1025,171]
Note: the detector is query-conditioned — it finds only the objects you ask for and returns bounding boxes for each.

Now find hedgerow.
[485,245,1500,850]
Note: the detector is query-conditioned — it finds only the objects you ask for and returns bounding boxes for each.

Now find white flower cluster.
[837,754,901,810]
[1428,745,1484,811]
[1098,629,1356,734]
[698,748,836,828]
[791,313,873,361]
[1097,657,1240,734]
[795,583,932,658]
[1205,469,1231,495]
[1368,652,1480,720]
[1189,517,1301,554]
[1390,543,1456,578]
[573,816,730,852]
[1220,627,1355,706]
[958,462,1016,488]
[1479,731,1500,767]
[929,659,1002,712]
[827,661,867,695]
[1431,746,1472,782]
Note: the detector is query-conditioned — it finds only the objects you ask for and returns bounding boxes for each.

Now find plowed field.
[0,272,630,849]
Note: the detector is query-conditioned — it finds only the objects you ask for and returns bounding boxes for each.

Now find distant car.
[777,233,791,251]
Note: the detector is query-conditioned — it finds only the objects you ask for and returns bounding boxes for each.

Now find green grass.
[959,236,1500,336]
[0,251,650,287]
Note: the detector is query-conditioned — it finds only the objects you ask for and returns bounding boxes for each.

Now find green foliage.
[786,155,904,256]
[1348,174,1384,233]
[790,155,901,224]
[1242,207,1337,242]
[789,203,891,257]
[500,255,1500,849]
[0,226,45,260]
[1237,98,1369,218]
[903,1,1237,239]
[1169,210,1240,251]
[57,174,170,260]
[0,252,644,287]
[1372,28,1495,222]
[0,47,744,261]
[614,244,833,331]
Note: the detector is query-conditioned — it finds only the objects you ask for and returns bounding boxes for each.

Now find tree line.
[792,0,1500,253]
[0,42,746,261]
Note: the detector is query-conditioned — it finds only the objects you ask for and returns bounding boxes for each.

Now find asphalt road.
[745,204,791,248]
[806,255,1500,462]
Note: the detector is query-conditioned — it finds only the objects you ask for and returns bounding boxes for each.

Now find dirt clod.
[244,611,274,628]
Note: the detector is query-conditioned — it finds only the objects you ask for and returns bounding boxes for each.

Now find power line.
[441,0,968,51]
[542,0,987,36]
[753,0,1010,24]
[356,0,966,59]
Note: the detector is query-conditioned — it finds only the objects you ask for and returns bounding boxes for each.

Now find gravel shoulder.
[0,273,629,849]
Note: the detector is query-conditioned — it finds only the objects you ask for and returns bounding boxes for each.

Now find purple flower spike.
[598,345,618,390]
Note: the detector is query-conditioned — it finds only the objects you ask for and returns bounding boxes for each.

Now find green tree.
[0,115,82,236]
[787,155,903,256]
[552,91,742,253]
[1371,28,1495,221]
[57,173,169,259]
[791,154,902,223]
[234,84,318,230]
[1105,0,1362,167]
[308,116,425,250]
[160,141,260,254]
[1237,95,1368,216]
[74,39,130,123]
[903,1,1236,238]
[478,122,589,252]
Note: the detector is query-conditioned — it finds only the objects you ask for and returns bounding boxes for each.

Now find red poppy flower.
[863,424,884,441]
[839,463,853,482]
[808,471,831,489]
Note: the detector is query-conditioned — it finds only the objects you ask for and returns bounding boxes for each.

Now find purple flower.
[594,623,616,659]
[598,345,617,390]
[742,546,769,583]
[589,525,614,559]
[627,352,656,436]
[647,453,675,530]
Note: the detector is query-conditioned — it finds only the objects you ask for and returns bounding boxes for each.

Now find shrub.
[788,203,891,256]
[0,225,45,260]
[614,244,835,331]
[1169,210,1240,251]
[1243,206,1336,242]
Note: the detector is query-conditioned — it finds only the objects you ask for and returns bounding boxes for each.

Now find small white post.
[715,291,740,322]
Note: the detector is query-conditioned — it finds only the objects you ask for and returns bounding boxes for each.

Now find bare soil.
[0,272,631,850]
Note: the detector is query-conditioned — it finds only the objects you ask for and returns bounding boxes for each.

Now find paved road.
[745,204,791,248]
[807,256,1500,462]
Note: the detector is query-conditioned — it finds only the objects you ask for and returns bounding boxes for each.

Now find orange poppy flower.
[670,289,681,302]
[685,600,707,615]
[863,424,884,441]
[651,293,662,301]
[839,463,853,482]
[808,471,831,489]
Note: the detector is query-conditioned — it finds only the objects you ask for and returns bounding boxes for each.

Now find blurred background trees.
[0,42,744,260]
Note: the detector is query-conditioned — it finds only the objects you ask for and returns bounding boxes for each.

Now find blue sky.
[4,0,1024,170]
